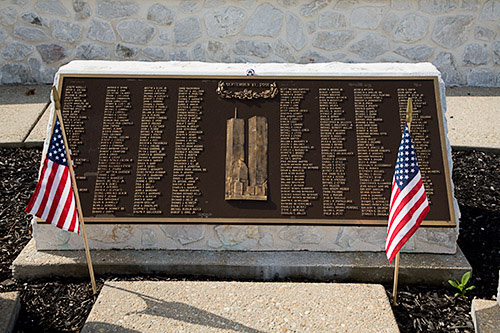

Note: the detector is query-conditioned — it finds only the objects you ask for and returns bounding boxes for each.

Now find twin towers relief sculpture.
[225,108,268,201]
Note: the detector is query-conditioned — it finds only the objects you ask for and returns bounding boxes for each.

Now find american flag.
[386,124,429,263]
[25,116,79,234]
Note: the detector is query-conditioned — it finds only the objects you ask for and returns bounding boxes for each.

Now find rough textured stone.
[12,0,29,6]
[1,41,33,61]
[278,227,322,244]
[96,0,138,19]
[204,6,245,38]
[467,69,495,87]
[73,0,91,20]
[21,12,49,27]
[157,29,170,45]
[238,0,255,9]
[191,43,205,61]
[233,55,251,63]
[300,0,331,17]
[392,14,428,43]
[461,0,479,10]
[215,225,259,247]
[0,6,17,26]
[14,26,48,41]
[114,43,138,58]
[243,3,283,37]
[474,26,496,42]
[34,0,70,16]
[463,43,489,66]
[174,16,201,46]
[332,52,346,60]
[312,31,354,51]
[0,28,7,43]
[480,0,500,20]
[394,45,434,61]
[432,15,473,49]
[349,33,389,59]
[318,12,346,29]
[207,40,230,62]
[493,41,500,64]
[51,19,82,43]
[117,19,155,44]
[161,226,205,245]
[28,57,56,83]
[36,43,68,64]
[419,0,457,14]
[141,45,165,60]
[75,43,110,59]
[1,63,29,84]
[258,232,274,247]
[391,0,411,10]
[298,50,329,63]
[179,0,202,13]
[278,0,298,7]
[432,52,465,86]
[306,21,316,34]
[234,39,271,58]
[86,17,115,43]
[286,13,306,50]
[351,6,384,29]
[273,38,295,62]
[88,226,133,244]
[383,14,399,33]
[147,3,175,25]
[204,0,226,8]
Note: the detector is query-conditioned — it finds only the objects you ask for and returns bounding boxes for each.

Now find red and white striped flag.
[386,124,429,263]
[25,116,79,234]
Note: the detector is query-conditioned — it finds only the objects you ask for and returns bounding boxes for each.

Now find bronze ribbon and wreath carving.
[216,81,279,100]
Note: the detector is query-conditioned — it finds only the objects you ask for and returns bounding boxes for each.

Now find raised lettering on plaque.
[225,109,268,201]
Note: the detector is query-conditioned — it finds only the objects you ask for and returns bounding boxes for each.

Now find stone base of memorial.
[32,61,459,255]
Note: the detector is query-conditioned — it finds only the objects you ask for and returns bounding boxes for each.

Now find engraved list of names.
[280,87,319,216]
[92,86,133,215]
[133,87,168,215]
[354,88,392,216]
[170,87,206,215]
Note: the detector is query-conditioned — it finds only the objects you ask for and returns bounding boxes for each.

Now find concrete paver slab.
[25,105,51,145]
[0,291,21,333]
[13,239,470,285]
[0,85,50,145]
[471,299,500,333]
[83,281,398,332]
[446,87,500,150]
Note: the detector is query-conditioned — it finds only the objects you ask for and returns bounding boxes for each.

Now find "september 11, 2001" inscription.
[58,76,454,226]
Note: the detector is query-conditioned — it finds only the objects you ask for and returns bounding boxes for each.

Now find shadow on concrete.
[446,86,500,96]
[107,284,264,333]
[82,321,142,333]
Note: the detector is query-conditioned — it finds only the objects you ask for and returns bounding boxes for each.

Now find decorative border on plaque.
[216,81,279,100]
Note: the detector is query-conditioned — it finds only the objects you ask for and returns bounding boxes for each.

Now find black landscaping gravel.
[0,147,498,332]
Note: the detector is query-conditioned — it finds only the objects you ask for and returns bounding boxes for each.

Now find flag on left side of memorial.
[25,116,79,234]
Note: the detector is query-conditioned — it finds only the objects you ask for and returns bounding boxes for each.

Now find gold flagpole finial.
[405,98,413,127]
[51,86,61,111]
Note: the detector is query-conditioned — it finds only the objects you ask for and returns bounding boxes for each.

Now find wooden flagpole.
[392,97,413,306]
[51,86,97,295]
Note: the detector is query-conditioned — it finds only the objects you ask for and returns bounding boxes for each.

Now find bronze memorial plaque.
[56,75,455,226]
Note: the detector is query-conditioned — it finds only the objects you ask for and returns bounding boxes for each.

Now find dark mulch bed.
[0,147,499,332]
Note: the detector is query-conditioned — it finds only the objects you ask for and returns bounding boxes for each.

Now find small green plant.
[448,271,476,297]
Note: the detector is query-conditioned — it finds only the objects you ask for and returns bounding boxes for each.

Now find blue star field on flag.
[394,124,419,190]
[47,119,68,166]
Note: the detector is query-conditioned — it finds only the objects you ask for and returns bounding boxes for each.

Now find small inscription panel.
[59,76,454,225]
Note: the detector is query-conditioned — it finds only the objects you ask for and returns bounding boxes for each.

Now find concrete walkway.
[82,281,398,332]
[0,85,499,150]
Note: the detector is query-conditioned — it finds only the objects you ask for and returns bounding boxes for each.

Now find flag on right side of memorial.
[385,123,430,263]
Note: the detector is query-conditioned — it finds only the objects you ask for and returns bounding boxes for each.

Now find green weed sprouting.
[448,271,476,298]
